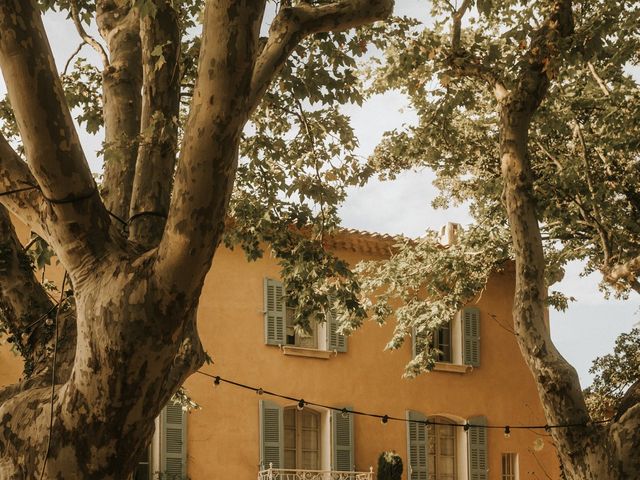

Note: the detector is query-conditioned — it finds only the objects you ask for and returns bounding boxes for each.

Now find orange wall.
[184,246,559,479]
[0,228,559,479]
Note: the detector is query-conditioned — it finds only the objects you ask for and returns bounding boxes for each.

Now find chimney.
[438,222,460,246]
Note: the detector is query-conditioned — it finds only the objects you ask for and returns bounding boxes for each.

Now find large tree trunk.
[0,0,393,478]
[500,88,640,480]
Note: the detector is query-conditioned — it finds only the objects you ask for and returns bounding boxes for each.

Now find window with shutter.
[406,411,428,480]
[331,407,354,471]
[463,307,481,367]
[327,305,347,352]
[468,416,488,480]
[264,278,285,345]
[161,402,187,480]
[264,279,347,352]
[260,400,284,469]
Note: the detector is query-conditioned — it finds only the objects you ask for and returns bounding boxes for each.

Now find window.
[133,402,187,480]
[412,307,480,367]
[286,306,318,348]
[407,412,487,480]
[284,407,321,469]
[427,418,456,480]
[501,453,518,480]
[264,278,347,352]
[260,400,354,472]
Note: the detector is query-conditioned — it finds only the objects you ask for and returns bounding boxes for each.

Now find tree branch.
[603,255,640,292]
[0,0,113,275]
[128,1,181,249]
[451,0,472,51]
[0,133,46,237]
[97,1,143,224]
[155,1,268,297]
[0,205,56,377]
[445,1,508,102]
[247,0,394,114]
[587,61,611,96]
[70,0,109,68]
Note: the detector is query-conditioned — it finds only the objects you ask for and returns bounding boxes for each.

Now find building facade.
[0,227,560,480]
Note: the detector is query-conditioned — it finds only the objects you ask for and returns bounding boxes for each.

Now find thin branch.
[451,0,472,51]
[587,61,611,97]
[70,0,110,68]
[62,42,86,76]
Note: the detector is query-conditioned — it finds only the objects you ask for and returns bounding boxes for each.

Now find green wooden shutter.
[463,307,481,367]
[412,327,427,359]
[264,278,285,345]
[327,304,347,352]
[468,415,488,480]
[161,402,187,480]
[260,400,283,469]
[331,407,354,471]
[406,411,428,480]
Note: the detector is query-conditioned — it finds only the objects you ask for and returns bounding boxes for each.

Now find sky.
[1,3,636,389]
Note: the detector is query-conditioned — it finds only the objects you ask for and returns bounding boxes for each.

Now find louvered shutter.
[412,327,427,359]
[331,407,354,471]
[264,278,285,345]
[463,307,481,367]
[468,415,488,480]
[406,411,428,480]
[161,402,187,480]
[260,400,283,469]
[327,304,347,352]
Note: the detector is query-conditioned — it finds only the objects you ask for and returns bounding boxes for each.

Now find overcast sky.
[2,3,635,388]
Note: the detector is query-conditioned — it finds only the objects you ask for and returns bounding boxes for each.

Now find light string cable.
[195,371,613,431]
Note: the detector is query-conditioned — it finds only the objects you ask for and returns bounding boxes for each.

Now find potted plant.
[377,451,403,480]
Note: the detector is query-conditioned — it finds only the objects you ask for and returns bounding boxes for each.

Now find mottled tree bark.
[0,0,394,478]
[496,1,640,478]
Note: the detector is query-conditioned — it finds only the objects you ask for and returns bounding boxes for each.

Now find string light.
[196,371,612,432]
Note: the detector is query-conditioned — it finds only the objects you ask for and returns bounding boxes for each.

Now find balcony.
[258,466,374,480]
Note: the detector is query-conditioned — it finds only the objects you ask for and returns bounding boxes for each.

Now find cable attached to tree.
[39,272,68,480]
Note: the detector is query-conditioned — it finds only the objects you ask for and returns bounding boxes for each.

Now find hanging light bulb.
[341,408,350,419]
[381,415,389,424]
[463,423,470,432]
[297,399,305,411]
[256,388,264,395]
[504,426,511,439]
[213,376,221,386]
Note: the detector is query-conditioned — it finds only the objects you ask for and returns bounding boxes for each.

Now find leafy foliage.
[357,0,640,373]
[584,328,640,420]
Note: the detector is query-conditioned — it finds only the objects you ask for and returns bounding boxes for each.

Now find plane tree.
[0,1,395,478]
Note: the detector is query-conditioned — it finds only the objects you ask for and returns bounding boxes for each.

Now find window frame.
[501,453,519,480]
[283,406,322,470]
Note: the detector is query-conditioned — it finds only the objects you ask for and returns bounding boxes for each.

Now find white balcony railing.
[258,465,373,480]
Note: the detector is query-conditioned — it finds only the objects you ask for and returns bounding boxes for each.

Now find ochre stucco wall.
[0,222,560,479]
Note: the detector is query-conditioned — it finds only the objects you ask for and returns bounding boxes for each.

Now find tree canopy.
[0,0,638,478]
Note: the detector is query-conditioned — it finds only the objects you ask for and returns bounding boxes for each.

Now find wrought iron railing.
[257,465,373,480]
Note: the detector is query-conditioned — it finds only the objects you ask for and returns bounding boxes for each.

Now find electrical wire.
[196,371,612,431]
